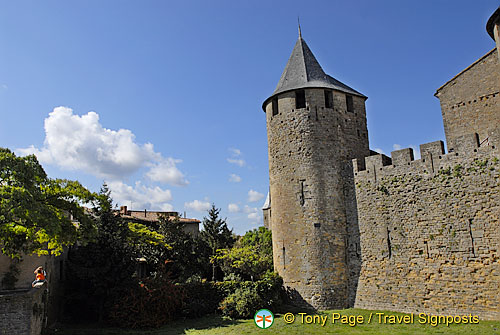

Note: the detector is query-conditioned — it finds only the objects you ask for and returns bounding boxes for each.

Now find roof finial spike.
[298,16,302,38]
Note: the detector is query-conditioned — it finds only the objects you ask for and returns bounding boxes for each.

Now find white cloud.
[393,144,402,151]
[243,205,254,213]
[243,205,263,224]
[373,148,386,155]
[228,203,240,213]
[108,181,173,211]
[229,148,241,156]
[248,212,260,221]
[243,205,262,225]
[1,84,7,89]
[227,158,246,167]
[18,107,187,186]
[227,147,246,167]
[146,157,188,186]
[248,189,264,203]
[229,174,242,183]
[185,200,211,212]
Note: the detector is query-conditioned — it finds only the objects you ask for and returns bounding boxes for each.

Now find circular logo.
[254,309,274,329]
[283,312,295,323]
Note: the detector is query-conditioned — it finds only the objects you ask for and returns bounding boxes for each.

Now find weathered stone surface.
[265,87,369,309]
[263,8,500,319]
[353,142,500,320]
[0,286,46,335]
[0,252,67,331]
[435,49,499,150]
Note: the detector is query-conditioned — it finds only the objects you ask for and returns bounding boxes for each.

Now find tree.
[0,148,96,258]
[64,184,136,323]
[127,214,197,282]
[239,226,272,255]
[156,215,206,282]
[214,227,273,281]
[200,205,235,281]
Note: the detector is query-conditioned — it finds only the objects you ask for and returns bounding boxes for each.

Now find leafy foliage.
[179,272,284,319]
[180,280,223,317]
[254,271,284,309]
[108,276,183,329]
[200,205,235,253]
[1,259,21,290]
[64,185,136,322]
[239,226,272,254]
[128,214,210,282]
[0,148,96,258]
[219,286,263,319]
[214,227,273,281]
[218,272,284,319]
[215,246,270,281]
[157,215,208,282]
[200,205,235,281]
[128,222,168,247]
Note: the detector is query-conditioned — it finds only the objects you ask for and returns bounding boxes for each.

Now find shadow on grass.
[46,314,244,335]
[168,314,244,334]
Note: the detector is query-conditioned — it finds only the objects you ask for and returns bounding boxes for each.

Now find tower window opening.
[272,98,278,116]
[324,90,333,108]
[282,244,286,269]
[299,180,306,206]
[296,90,306,109]
[346,95,354,113]
[387,227,392,259]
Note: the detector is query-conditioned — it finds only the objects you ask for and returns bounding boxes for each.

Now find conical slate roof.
[486,6,500,40]
[262,35,366,110]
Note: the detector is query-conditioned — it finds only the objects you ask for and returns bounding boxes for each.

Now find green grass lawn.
[49,309,500,335]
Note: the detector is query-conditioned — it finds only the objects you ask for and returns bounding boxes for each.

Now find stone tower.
[262,29,370,309]
[434,7,499,152]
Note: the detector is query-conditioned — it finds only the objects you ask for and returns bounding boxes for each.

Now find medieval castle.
[262,8,500,319]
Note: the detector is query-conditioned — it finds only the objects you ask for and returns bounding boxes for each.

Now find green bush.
[178,272,284,319]
[214,227,273,281]
[180,280,253,317]
[220,286,264,319]
[218,272,284,319]
[180,281,223,317]
[107,278,183,329]
[255,271,284,309]
[218,291,238,318]
[213,280,253,296]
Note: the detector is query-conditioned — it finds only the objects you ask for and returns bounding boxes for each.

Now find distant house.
[116,205,200,237]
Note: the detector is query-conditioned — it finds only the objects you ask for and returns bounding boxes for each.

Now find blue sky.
[1,1,498,234]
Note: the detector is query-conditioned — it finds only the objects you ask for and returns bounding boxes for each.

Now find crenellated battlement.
[352,127,500,319]
[353,127,500,183]
[262,7,500,317]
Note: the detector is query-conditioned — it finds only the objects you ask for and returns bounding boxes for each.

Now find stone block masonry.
[435,49,499,150]
[353,131,500,320]
[265,87,369,309]
[263,10,499,316]
[0,285,47,335]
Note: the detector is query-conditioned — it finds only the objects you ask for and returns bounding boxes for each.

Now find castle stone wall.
[1,252,67,329]
[263,208,271,230]
[0,285,47,335]
[0,254,58,290]
[265,87,369,309]
[353,131,500,319]
[435,49,499,150]
[342,161,362,307]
